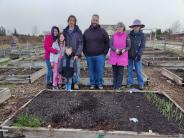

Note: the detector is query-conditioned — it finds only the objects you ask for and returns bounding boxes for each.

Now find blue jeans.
[45,60,53,84]
[128,58,144,86]
[86,54,105,86]
[73,59,80,85]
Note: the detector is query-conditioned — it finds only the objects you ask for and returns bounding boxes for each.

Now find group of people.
[43,14,146,92]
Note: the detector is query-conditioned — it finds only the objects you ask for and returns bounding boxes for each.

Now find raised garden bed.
[161,68,184,86]
[9,57,45,68]
[143,48,163,55]
[142,51,180,58]
[142,58,184,67]
[0,88,11,104]
[1,90,184,138]
[80,68,149,86]
[0,67,46,84]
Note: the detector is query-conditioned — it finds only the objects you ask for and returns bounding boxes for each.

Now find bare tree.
[170,21,182,34]
[0,26,6,36]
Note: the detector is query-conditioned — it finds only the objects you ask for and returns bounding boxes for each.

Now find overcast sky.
[0,0,184,34]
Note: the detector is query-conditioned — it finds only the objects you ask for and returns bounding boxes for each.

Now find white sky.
[0,0,184,34]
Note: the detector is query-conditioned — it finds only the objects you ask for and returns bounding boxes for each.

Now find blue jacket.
[63,25,83,57]
[128,30,146,59]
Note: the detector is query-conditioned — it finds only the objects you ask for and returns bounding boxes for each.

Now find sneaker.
[98,85,103,90]
[58,84,63,90]
[46,83,52,89]
[67,84,72,92]
[90,85,95,90]
[74,84,79,90]
[139,85,144,90]
[52,86,59,90]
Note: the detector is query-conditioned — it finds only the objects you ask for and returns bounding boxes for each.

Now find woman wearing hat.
[108,22,131,91]
[127,19,146,90]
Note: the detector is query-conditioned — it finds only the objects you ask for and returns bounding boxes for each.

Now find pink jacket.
[43,34,57,60]
[108,32,128,66]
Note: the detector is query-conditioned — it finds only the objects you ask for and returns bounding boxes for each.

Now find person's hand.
[121,49,126,54]
[136,54,141,61]
[115,49,120,55]
[74,56,78,60]
[51,63,54,69]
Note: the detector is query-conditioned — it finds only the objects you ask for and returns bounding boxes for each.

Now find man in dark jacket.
[83,14,109,90]
[63,15,83,90]
[128,19,146,90]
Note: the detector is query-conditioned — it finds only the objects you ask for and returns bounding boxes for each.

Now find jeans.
[112,65,124,89]
[72,59,80,85]
[86,54,105,86]
[127,58,144,86]
[45,60,53,84]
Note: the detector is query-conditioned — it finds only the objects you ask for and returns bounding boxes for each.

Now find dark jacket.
[128,30,146,59]
[59,53,77,78]
[83,25,109,56]
[63,25,83,57]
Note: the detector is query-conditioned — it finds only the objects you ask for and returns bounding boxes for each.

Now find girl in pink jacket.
[50,34,65,90]
[108,22,131,91]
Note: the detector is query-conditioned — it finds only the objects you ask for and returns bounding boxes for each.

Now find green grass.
[0,83,16,90]
[0,58,10,66]
[14,114,42,128]
[145,93,184,123]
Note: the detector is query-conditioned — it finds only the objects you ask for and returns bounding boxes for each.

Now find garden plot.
[142,50,181,59]
[80,68,149,86]
[0,88,11,104]
[142,58,184,67]
[143,47,164,54]
[9,56,45,68]
[0,67,46,84]
[161,68,184,86]
[1,90,184,138]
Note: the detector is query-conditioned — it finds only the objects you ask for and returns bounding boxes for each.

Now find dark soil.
[168,69,184,79]
[0,68,40,75]
[14,91,184,134]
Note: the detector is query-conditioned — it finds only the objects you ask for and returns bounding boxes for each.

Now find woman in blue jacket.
[127,19,146,90]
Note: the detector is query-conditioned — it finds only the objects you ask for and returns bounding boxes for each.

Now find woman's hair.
[58,33,65,45]
[67,15,77,24]
[51,26,60,41]
[116,22,126,32]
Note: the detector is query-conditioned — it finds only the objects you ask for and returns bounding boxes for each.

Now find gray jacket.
[63,25,83,57]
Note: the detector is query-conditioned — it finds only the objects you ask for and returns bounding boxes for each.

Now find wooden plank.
[142,59,150,66]
[162,91,184,114]
[0,88,11,104]
[30,68,46,83]
[2,126,183,138]
[161,68,184,85]
[0,67,44,84]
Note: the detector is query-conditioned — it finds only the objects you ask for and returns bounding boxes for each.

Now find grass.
[145,93,184,123]
[14,114,42,128]
[0,83,16,90]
